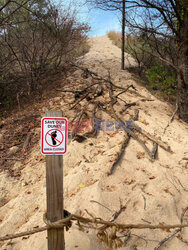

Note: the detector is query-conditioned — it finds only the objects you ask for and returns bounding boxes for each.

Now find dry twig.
[154,206,188,250]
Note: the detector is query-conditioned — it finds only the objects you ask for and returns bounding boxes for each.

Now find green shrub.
[146,65,177,95]
[108,30,177,97]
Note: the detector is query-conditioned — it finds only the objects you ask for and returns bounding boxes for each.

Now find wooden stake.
[45,111,64,250]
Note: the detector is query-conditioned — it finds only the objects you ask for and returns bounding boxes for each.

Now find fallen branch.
[107,135,131,175]
[98,104,154,162]
[142,195,146,210]
[71,105,89,141]
[115,85,136,97]
[163,102,178,134]
[90,200,113,212]
[132,123,172,153]
[65,63,172,165]
[83,103,98,138]
[69,62,149,99]
[1,210,188,242]
[150,143,158,159]
[71,91,90,110]
[154,206,188,250]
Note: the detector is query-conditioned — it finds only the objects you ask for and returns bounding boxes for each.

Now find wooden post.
[45,111,64,250]
[121,0,126,70]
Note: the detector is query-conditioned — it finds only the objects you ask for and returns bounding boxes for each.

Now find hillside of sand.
[0,35,188,250]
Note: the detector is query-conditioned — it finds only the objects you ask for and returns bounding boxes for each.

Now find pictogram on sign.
[41,117,68,155]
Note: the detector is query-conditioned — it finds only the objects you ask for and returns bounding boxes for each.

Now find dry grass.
[108,31,122,48]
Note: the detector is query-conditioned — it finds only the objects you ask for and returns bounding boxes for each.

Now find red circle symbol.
[45,129,64,147]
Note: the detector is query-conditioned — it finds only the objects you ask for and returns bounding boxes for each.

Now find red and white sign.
[41,117,68,155]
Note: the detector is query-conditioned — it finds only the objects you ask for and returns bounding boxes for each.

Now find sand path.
[0,35,188,250]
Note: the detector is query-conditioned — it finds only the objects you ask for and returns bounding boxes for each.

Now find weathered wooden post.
[41,111,68,250]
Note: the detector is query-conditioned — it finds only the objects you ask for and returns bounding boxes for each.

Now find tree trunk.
[177,1,188,122]
[121,0,125,70]
[177,57,188,122]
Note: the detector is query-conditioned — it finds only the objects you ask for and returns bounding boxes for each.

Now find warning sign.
[41,117,68,155]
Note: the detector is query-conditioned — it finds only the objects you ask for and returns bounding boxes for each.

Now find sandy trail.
[0,35,188,250]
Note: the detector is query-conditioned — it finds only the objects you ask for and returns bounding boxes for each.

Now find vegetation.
[91,0,188,122]
[108,31,121,47]
[0,0,89,113]
[146,65,176,95]
[108,30,177,98]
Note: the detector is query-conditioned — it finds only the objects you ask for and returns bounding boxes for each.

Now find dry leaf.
[149,176,156,180]
[76,161,82,166]
[124,179,136,185]
[140,119,149,125]
[146,192,152,196]
[85,180,97,187]
[83,155,89,162]
[106,185,116,192]
[22,236,29,240]
[120,204,127,210]
[67,192,75,197]
[81,211,85,217]
[136,151,145,159]
[161,164,170,169]
[164,188,173,195]
[110,158,115,162]
[100,150,105,155]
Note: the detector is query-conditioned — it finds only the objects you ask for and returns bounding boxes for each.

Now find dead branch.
[150,143,158,159]
[154,206,188,250]
[98,104,154,163]
[142,195,146,210]
[82,103,98,138]
[163,102,179,134]
[115,84,136,97]
[176,177,188,192]
[64,63,172,172]
[71,91,91,110]
[107,135,131,175]
[132,123,172,153]
[71,107,89,141]
[108,105,154,161]
[69,62,149,98]
[111,198,127,221]
[90,200,113,212]
[1,210,188,242]
[117,96,128,105]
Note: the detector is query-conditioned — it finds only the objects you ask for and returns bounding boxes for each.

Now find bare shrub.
[0,0,89,110]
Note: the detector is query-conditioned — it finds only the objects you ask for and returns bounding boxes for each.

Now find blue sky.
[58,0,122,37]
[77,6,121,37]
